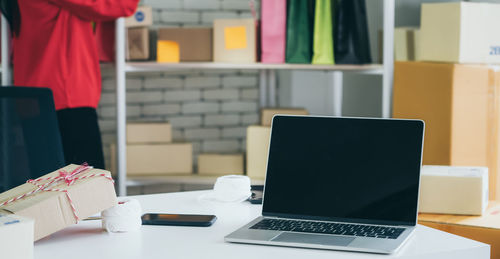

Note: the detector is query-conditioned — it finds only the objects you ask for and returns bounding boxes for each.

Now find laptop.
[225,116,424,254]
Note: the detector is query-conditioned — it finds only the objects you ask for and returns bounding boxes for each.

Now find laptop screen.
[262,116,424,226]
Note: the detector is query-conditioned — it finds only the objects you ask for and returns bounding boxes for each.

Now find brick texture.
[98,0,261,172]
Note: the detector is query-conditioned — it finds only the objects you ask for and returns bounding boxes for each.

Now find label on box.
[224,26,247,50]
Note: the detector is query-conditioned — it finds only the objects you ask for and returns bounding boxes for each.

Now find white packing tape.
[102,198,142,233]
[209,175,252,202]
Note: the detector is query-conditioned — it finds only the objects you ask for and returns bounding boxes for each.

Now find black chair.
[0,87,65,192]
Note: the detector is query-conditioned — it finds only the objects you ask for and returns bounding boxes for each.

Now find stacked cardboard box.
[0,164,117,241]
[113,122,193,176]
[394,3,500,256]
[197,154,244,176]
[125,6,152,60]
[246,108,308,179]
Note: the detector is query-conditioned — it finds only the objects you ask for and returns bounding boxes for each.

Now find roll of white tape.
[211,175,251,202]
[102,198,142,233]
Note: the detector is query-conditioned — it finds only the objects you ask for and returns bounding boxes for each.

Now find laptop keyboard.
[250,219,405,239]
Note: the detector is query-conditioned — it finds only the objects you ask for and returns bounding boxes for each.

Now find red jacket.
[13,0,138,110]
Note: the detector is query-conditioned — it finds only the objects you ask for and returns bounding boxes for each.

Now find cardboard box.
[158,28,213,62]
[393,62,500,200]
[0,164,117,241]
[125,6,153,28]
[420,2,500,64]
[127,143,193,175]
[260,108,308,126]
[127,122,172,144]
[197,154,244,176]
[419,165,489,215]
[419,202,500,259]
[246,126,271,179]
[0,214,33,258]
[127,27,149,61]
[213,19,256,63]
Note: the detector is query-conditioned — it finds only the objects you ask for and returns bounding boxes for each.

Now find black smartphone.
[248,185,264,204]
[141,213,217,227]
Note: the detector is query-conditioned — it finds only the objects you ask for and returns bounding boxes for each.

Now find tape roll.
[102,198,142,233]
[204,175,251,202]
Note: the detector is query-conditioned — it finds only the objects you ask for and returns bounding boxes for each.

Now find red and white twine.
[0,163,114,221]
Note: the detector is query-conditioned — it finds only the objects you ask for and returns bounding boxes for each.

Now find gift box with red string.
[0,164,117,241]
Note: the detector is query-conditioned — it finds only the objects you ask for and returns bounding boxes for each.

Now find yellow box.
[197,154,244,176]
[393,61,500,200]
[246,126,271,179]
[157,40,180,63]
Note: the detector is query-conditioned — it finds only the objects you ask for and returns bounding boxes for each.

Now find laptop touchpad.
[272,232,354,246]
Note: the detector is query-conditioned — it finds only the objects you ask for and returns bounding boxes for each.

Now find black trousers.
[56,107,105,169]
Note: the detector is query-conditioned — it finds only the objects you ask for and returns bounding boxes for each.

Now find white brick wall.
[98,0,261,171]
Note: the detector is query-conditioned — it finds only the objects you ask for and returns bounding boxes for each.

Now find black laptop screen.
[262,116,424,226]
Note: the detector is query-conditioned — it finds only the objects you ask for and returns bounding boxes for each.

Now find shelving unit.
[114,0,395,196]
[0,1,395,196]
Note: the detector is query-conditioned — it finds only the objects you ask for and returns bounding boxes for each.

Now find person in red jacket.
[0,0,139,169]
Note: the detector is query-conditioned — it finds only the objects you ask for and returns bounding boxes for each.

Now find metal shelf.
[114,0,396,196]
[125,62,384,74]
[126,175,264,187]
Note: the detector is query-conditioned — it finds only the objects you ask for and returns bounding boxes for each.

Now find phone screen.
[142,213,217,227]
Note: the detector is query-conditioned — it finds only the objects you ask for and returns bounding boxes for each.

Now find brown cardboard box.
[125,6,153,28]
[213,19,256,63]
[0,164,117,241]
[158,28,212,62]
[260,108,308,126]
[393,61,500,200]
[419,201,500,259]
[127,27,149,60]
[127,122,172,144]
[246,126,271,179]
[127,143,193,175]
[197,154,244,176]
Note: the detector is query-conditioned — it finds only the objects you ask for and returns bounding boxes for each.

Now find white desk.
[34,191,489,259]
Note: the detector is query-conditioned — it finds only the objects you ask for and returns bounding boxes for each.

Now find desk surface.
[34,191,489,259]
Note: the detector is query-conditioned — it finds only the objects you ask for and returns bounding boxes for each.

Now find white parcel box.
[419,165,489,215]
[0,214,34,259]
[420,2,500,64]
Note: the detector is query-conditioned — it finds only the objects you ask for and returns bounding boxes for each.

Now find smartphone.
[141,213,217,227]
[248,185,264,204]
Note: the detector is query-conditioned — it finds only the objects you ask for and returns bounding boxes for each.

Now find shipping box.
[158,28,213,62]
[127,143,193,175]
[419,165,489,215]
[197,154,244,176]
[260,108,308,126]
[246,126,271,179]
[0,164,117,241]
[127,27,149,61]
[420,2,500,64]
[127,122,172,144]
[213,19,256,63]
[393,61,500,200]
[0,214,33,258]
[419,202,500,259]
[125,6,153,28]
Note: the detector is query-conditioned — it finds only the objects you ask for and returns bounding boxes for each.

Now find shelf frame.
[114,0,395,196]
